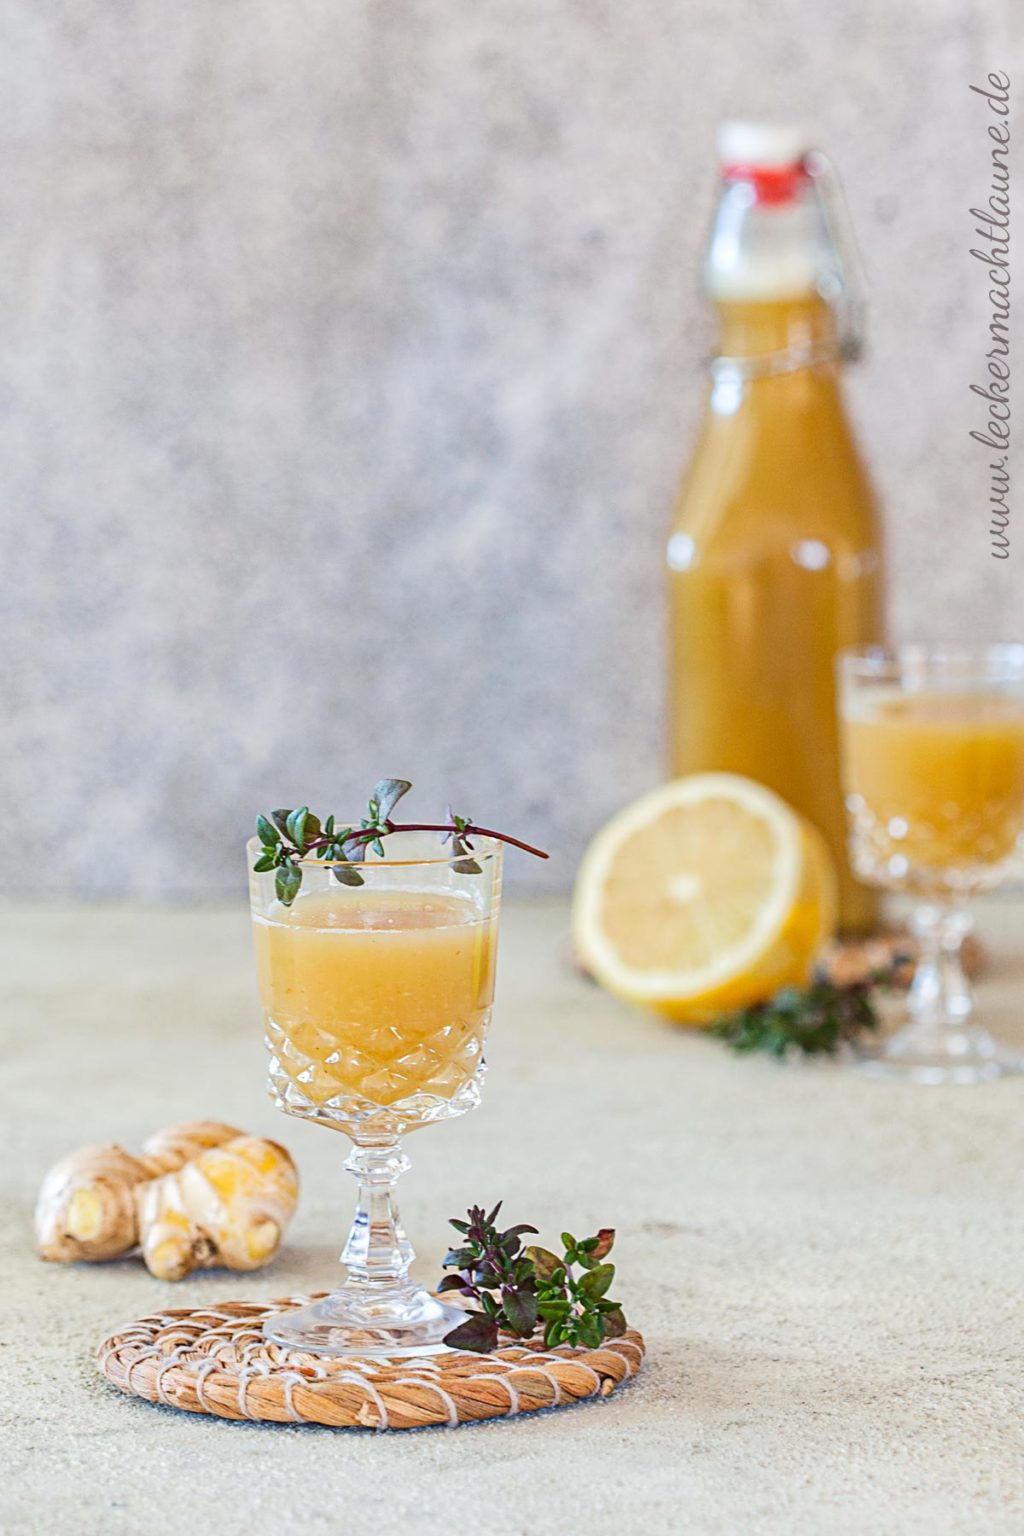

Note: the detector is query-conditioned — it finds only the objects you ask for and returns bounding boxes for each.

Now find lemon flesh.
[572,774,837,1025]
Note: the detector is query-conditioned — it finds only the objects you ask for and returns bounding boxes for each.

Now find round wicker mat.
[97,1295,645,1430]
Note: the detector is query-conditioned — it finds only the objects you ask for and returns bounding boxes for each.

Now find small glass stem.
[907,900,974,1036]
[260,1135,468,1352]
[340,1142,415,1291]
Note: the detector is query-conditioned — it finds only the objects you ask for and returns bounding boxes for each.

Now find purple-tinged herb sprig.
[438,1202,626,1354]
[254,778,548,905]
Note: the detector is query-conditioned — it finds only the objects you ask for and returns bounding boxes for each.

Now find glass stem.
[340,1142,415,1292]
[908,900,974,1036]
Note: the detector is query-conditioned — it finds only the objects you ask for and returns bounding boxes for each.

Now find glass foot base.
[262,1285,467,1358]
[853,1024,1024,1085]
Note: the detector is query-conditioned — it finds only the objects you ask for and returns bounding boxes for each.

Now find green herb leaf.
[255,814,280,846]
[286,807,310,849]
[331,863,365,887]
[275,861,302,906]
[502,1288,539,1338]
[372,779,413,821]
[524,1246,563,1283]
[252,854,276,873]
[537,1298,572,1320]
[577,1263,614,1300]
[577,1311,604,1349]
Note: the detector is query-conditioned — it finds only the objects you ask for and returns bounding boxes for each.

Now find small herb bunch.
[438,1202,626,1354]
[710,965,903,1059]
[253,778,548,905]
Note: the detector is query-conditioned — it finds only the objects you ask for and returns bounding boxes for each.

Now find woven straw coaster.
[97,1295,645,1430]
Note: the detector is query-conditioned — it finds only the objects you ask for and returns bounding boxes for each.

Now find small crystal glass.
[248,831,503,1354]
[838,644,1024,1083]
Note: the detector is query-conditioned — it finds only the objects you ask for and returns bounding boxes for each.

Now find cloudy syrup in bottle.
[667,124,885,933]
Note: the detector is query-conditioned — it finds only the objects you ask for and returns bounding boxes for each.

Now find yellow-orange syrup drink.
[838,646,1024,1084]
[843,692,1024,882]
[254,888,497,1111]
[248,824,508,1355]
[668,123,885,933]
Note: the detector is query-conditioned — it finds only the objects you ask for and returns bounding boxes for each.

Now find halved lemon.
[572,774,837,1024]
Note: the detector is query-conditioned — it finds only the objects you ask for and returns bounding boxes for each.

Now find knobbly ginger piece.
[35,1120,299,1279]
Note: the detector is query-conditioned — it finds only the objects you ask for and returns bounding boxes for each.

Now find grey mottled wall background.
[2,1,1022,896]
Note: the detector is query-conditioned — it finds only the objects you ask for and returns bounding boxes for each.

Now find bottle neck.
[712,292,841,364]
[704,165,857,376]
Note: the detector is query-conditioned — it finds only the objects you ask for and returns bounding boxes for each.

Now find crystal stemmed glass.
[838,644,1024,1083]
[248,832,502,1354]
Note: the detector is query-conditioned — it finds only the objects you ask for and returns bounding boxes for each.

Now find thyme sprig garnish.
[710,966,903,1059]
[438,1203,626,1354]
[254,778,548,904]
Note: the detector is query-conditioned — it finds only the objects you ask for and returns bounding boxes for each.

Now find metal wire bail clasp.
[803,148,867,364]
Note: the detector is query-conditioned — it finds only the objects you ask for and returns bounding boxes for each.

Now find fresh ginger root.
[136,1135,300,1281]
[35,1120,299,1280]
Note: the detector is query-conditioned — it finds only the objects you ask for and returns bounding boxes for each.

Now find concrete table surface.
[2,898,1023,1536]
